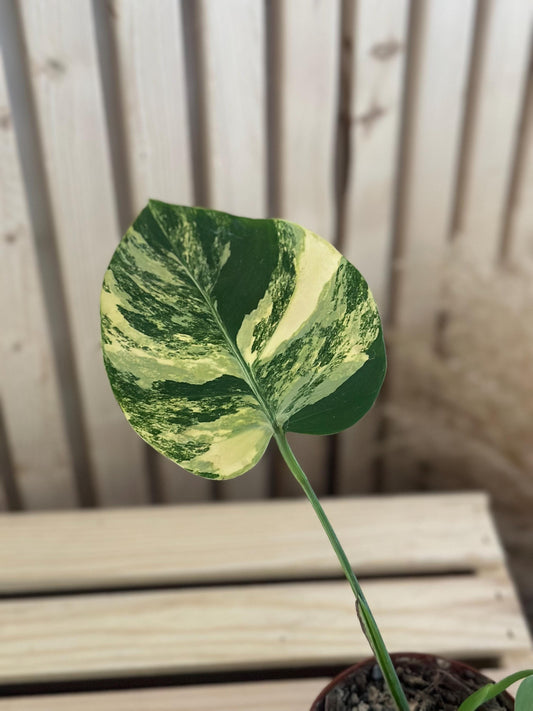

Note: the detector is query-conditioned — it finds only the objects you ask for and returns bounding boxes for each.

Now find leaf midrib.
[149,206,279,434]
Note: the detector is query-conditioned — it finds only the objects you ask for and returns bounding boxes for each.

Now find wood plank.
[275,0,341,497]
[200,0,269,500]
[2,666,531,711]
[18,0,147,505]
[111,0,193,211]
[389,0,477,337]
[453,0,532,264]
[381,0,531,500]
[202,0,267,219]
[109,0,210,504]
[337,0,409,494]
[0,678,330,711]
[0,574,528,684]
[277,0,340,241]
[342,0,409,315]
[380,0,477,492]
[0,50,76,508]
[0,493,503,592]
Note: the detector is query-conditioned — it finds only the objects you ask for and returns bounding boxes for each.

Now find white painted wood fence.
[0,0,531,510]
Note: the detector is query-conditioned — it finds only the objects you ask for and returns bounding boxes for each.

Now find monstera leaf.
[100,201,386,480]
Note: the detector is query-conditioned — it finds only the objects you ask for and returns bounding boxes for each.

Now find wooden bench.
[0,493,531,709]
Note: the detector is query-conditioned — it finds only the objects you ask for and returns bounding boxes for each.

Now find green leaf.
[100,201,386,479]
[516,674,533,710]
[457,669,533,711]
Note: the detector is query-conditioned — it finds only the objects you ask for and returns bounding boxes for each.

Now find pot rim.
[310,652,514,710]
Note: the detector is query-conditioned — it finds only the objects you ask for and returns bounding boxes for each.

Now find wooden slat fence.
[0,0,532,510]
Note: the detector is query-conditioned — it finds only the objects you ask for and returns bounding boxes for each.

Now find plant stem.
[274,429,410,711]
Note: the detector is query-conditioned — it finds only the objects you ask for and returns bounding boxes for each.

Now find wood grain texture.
[18,0,147,505]
[110,0,210,504]
[277,0,340,242]
[342,0,409,315]
[0,52,76,509]
[111,0,193,211]
[0,493,503,593]
[379,0,477,493]
[201,0,267,219]
[275,0,341,497]
[200,0,269,500]
[0,574,529,684]
[453,0,532,264]
[2,668,532,710]
[337,0,409,495]
[390,0,476,336]
[0,678,329,711]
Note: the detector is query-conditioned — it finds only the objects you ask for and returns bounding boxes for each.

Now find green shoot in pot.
[458,670,533,711]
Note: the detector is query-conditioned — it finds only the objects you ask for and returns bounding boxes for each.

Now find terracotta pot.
[310,653,514,710]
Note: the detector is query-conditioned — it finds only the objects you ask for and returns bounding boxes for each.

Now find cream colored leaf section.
[179,409,272,479]
[250,228,341,362]
[102,271,241,388]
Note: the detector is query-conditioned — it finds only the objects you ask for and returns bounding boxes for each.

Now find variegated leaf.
[100,201,386,480]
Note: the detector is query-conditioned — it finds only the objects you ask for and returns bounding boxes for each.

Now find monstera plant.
[101,202,531,711]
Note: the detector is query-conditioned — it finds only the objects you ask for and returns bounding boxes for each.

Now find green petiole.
[274,428,410,711]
